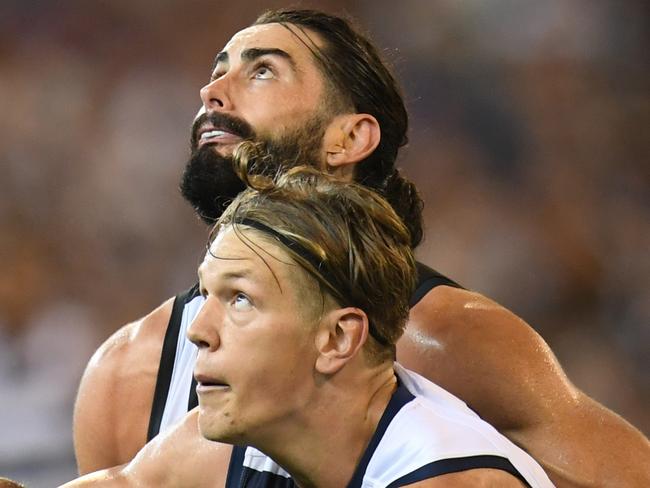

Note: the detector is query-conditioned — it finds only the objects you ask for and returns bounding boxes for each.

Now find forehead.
[221,22,323,67]
[200,226,295,288]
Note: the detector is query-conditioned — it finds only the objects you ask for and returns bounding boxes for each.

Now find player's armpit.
[73,298,173,474]
[399,285,650,487]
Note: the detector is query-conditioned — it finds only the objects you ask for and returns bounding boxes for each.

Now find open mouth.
[198,381,229,388]
[195,373,230,391]
[200,129,231,141]
[198,127,244,148]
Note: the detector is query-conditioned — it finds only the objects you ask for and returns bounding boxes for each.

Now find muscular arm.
[397,285,650,487]
[73,299,173,473]
[62,410,231,487]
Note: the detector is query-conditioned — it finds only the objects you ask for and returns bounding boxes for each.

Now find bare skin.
[67,228,538,487]
[73,18,650,487]
[73,285,650,486]
[73,299,173,470]
[67,411,228,487]
[399,286,650,487]
[67,409,526,488]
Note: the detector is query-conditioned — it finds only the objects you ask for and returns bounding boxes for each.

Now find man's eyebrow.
[205,255,256,280]
[212,48,297,74]
[242,47,297,71]
[197,260,255,293]
[212,51,228,71]
[219,269,254,281]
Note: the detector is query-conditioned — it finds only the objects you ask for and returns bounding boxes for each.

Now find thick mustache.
[190,112,256,150]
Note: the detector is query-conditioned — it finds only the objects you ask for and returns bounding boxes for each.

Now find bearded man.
[63,157,557,487]
[72,9,650,488]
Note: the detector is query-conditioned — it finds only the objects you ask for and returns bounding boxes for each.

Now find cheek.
[238,335,313,403]
[240,89,321,130]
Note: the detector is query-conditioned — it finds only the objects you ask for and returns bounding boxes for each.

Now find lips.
[194,372,230,391]
[191,112,255,150]
[200,129,230,140]
[197,126,244,148]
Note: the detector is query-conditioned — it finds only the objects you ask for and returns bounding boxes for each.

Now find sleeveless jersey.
[224,365,554,487]
[148,262,460,439]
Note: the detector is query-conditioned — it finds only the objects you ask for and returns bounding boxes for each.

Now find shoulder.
[408,284,535,344]
[368,382,552,488]
[403,283,552,367]
[410,285,555,368]
[399,284,650,487]
[399,285,568,430]
[92,282,201,373]
[74,297,175,472]
[86,297,174,382]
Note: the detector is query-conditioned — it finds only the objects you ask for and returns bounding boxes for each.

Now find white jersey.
[147,284,203,439]
[147,264,461,439]
[158,293,202,433]
[146,274,553,486]
[225,364,554,487]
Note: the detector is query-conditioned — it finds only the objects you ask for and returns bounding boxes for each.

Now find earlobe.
[323,114,381,173]
[314,308,369,375]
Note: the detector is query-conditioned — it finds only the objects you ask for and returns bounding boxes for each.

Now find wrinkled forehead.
[222,22,324,68]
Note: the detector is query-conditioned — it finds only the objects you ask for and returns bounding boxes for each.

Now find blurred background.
[1,0,648,485]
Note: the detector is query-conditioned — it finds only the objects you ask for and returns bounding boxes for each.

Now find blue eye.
[253,64,274,79]
[233,293,253,311]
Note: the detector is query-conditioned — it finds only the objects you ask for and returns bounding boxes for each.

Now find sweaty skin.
[66,409,526,488]
[73,285,650,487]
[73,18,650,488]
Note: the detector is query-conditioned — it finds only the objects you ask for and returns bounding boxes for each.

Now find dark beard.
[180,113,328,225]
[179,144,247,224]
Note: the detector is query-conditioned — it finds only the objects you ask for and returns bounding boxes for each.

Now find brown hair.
[212,142,417,362]
[252,9,424,248]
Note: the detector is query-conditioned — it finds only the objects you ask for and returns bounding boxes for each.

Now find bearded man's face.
[180,110,329,223]
[180,22,340,223]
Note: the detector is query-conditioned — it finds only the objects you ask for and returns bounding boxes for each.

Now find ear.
[322,114,381,178]
[314,307,369,375]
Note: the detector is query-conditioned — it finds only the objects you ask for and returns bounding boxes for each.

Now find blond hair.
[211,142,416,362]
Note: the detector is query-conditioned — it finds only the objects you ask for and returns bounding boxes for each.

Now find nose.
[187,297,222,351]
[200,77,233,112]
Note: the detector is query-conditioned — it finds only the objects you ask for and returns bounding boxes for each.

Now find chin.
[211,143,238,156]
[198,410,240,444]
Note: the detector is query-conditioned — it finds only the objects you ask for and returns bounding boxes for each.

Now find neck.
[253,363,397,488]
